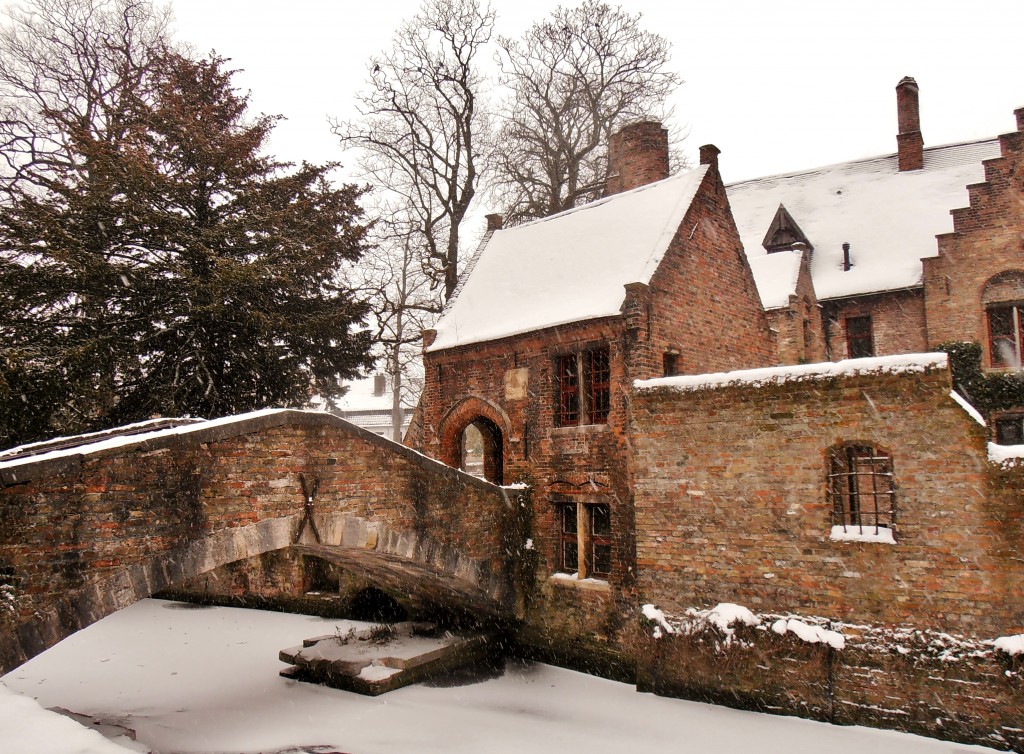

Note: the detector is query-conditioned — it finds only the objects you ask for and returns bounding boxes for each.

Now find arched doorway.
[459,416,504,485]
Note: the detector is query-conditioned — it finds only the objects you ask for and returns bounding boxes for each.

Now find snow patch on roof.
[748,250,802,310]
[635,353,947,393]
[428,166,709,351]
[729,139,1001,302]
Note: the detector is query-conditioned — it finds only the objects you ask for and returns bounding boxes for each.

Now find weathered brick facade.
[628,361,1024,747]
[923,111,1024,366]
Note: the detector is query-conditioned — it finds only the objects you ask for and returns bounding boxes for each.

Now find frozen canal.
[1,599,998,754]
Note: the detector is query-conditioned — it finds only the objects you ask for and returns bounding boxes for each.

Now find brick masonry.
[418,160,776,650]
[628,363,1024,748]
[0,411,522,674]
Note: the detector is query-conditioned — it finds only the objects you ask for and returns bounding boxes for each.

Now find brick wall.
[630,363,1023,637]
[923,111,1024,363]
[823,289,928,359]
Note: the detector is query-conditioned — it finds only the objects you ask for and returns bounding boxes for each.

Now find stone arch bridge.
[0,410,529,675]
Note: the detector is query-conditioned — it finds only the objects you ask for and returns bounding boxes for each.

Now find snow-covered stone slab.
[279,621,493,696]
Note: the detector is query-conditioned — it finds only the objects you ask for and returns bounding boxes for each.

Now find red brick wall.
[639,166,776,380]
[823,289,928,359]
[923,119,1024,365]
[630,364,1023,637]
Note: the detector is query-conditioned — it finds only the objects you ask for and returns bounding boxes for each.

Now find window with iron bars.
[557,502,612,579]
[827,444,895,535]
[556,346,610,427]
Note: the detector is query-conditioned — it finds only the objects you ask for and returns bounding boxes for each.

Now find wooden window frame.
[987,304,1024,368]
[555,346,610,427]
[845,315,875,359]
[554,498,612,580]
[827,443,895,534]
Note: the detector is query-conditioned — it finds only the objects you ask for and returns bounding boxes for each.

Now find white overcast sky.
[170,0,1023,191]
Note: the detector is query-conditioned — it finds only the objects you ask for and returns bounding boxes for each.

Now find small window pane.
[995,416,1024,445]
[989,306,1020,367]
[592,543,612,577]
[561,504,577,534]
[562,541,579,572]
[846,316,874,359]
[591,504,611,536]
[585,347,611,424]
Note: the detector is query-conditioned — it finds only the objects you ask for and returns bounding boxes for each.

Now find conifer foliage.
[0,1,372,447]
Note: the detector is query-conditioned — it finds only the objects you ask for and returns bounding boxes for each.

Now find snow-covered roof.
[748,250,803,310]
[428,165,709,351]
[729,138,1001,302]
[334,374,394,413]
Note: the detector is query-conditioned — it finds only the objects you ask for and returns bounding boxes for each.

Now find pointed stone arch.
[438,396,511,485]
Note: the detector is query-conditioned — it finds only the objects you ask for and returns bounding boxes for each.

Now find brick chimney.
[699,144,721,171]
[485,213,503,232]
[605,120,669,195]
[896,76,924,171]
[1016,105,1024,132]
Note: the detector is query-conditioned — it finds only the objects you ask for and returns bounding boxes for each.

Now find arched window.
[982,272,1024,368]
[827,443,895,534]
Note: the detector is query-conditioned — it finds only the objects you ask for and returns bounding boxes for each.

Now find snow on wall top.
[728,139,1001,302]
[428,165,709,351]
[635,352,947,393]
[747,250,802,310]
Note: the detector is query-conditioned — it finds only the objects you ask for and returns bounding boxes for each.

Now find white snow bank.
[642,604,676,638]
[993,634,1024,656]
[772,618,846,650]
[636,353,947,393]
[949,391,985,427]
[987,442,1024,468]
[687,603,761,635]
[830,525,896,544]
[0,683,133,754]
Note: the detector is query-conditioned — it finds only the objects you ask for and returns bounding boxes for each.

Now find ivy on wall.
[937,341,1024,417]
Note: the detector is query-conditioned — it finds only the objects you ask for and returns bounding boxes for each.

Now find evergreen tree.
[0,51,373,445]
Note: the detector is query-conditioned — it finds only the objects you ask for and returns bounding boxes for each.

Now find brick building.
[412,80,1024,742]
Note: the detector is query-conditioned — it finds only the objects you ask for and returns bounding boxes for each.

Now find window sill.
[548,573,611,592]
[829,525,895,544]
[550,423,610,437]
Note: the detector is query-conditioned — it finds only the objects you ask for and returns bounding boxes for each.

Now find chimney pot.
[896,76,924,171]
[485,213,503,232]
[699,144,721,169]
[373,374,386,397]
[605,120,669,195]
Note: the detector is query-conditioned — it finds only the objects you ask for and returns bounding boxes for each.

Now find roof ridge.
[726,136,999,189]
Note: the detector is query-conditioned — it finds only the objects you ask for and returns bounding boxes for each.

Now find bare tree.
[0,0,172,196]
[333,0,494,301]
[492,0,681,224]
[350,204,441,441]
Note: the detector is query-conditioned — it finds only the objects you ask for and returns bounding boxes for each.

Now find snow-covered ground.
[1,599,999,754]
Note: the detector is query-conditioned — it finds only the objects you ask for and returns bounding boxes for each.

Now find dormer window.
[762,204,812,254]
